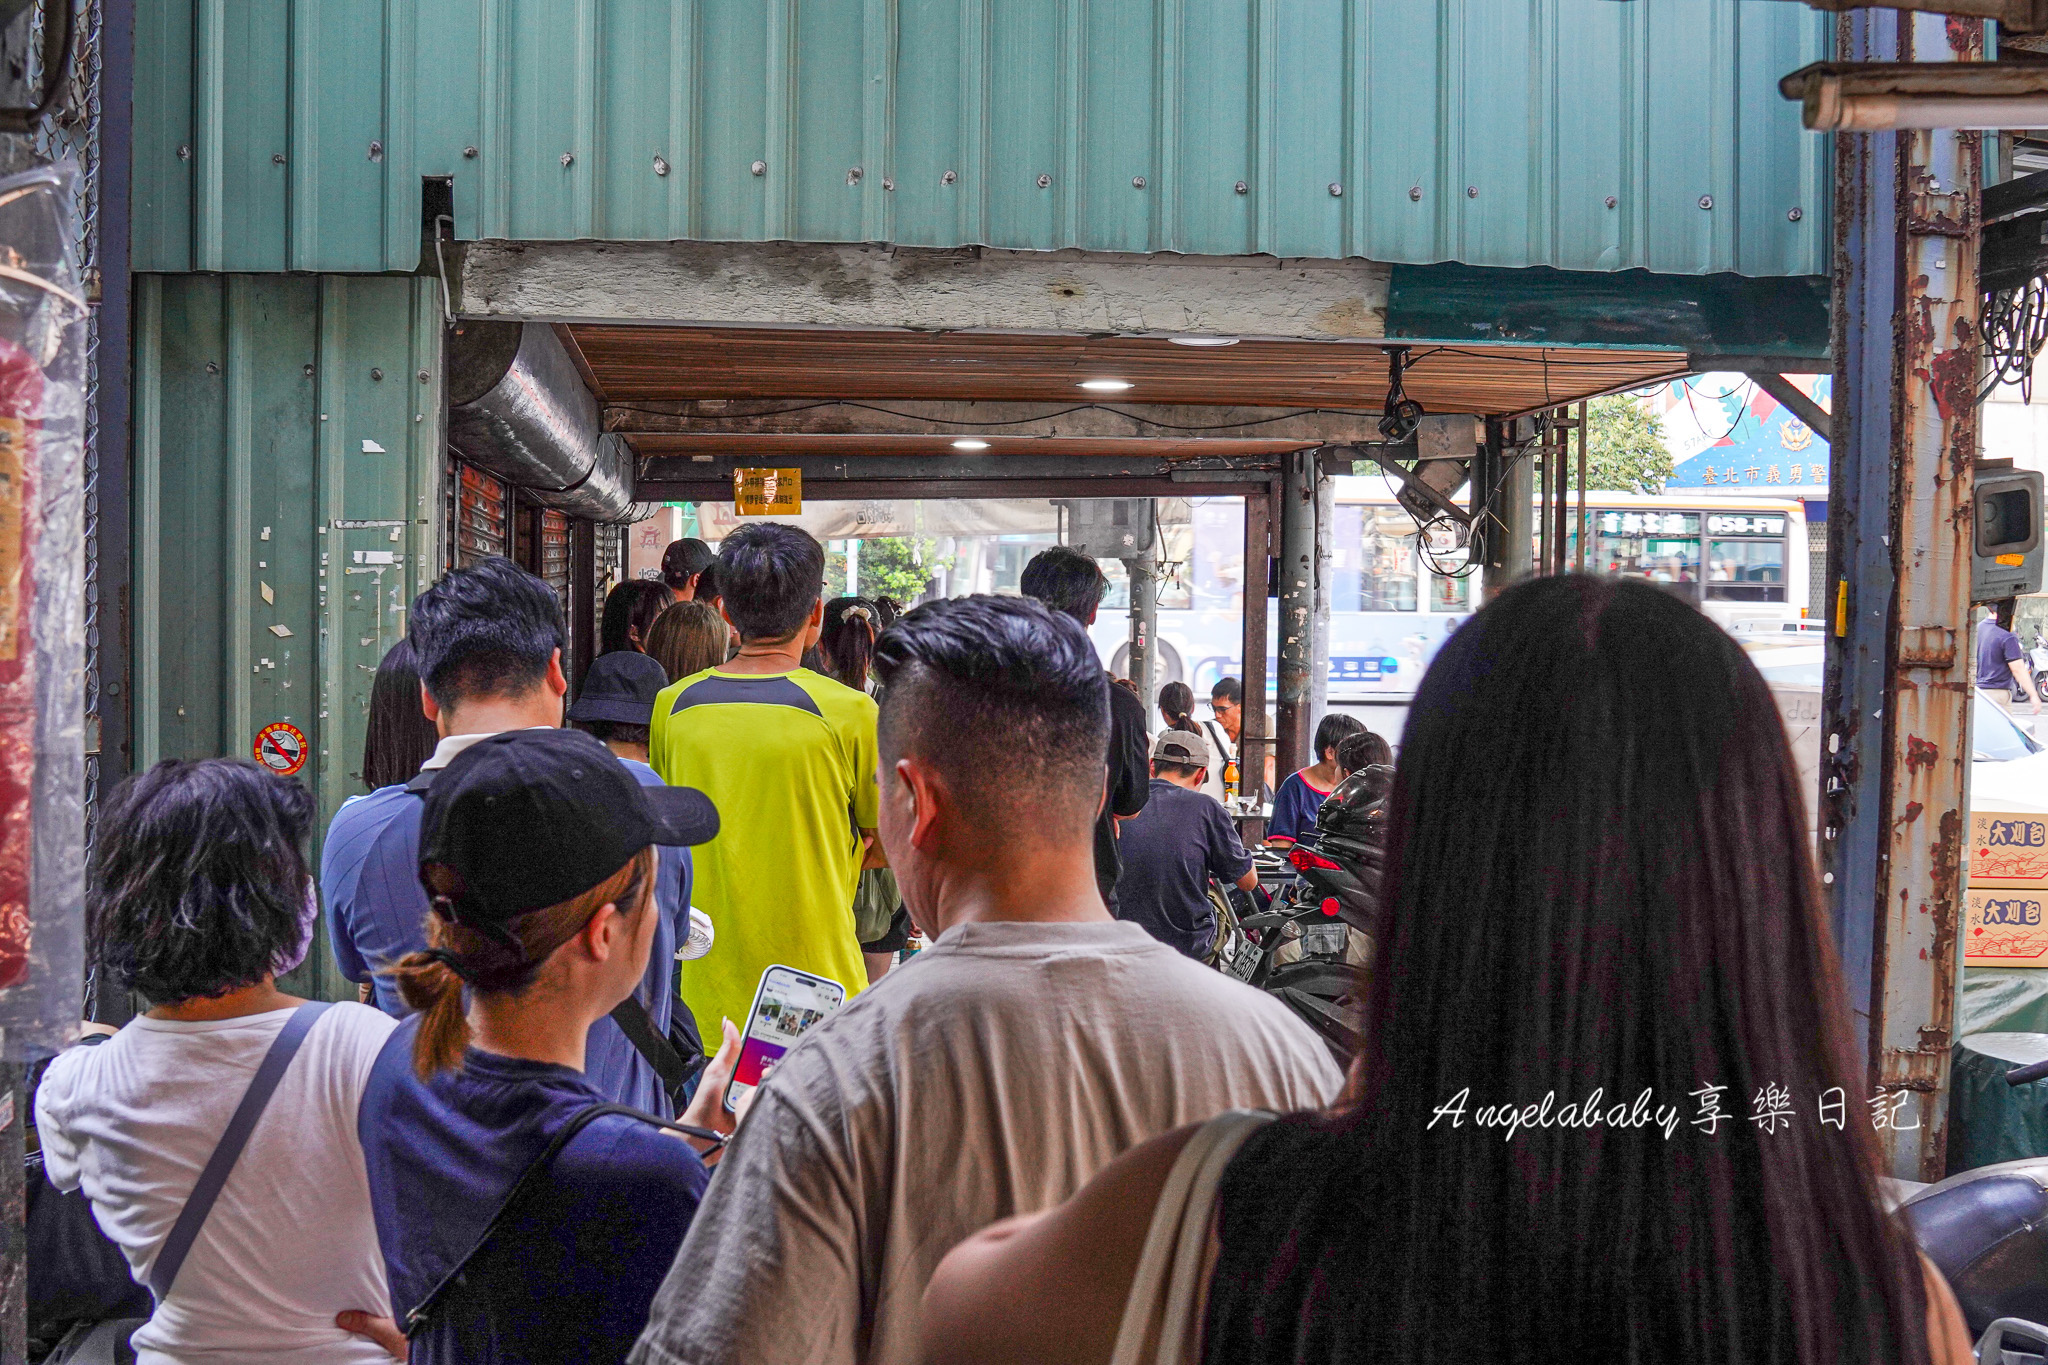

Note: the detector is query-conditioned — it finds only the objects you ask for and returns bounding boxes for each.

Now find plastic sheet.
[1960,970,2048,1038]
[0,162,87,1060]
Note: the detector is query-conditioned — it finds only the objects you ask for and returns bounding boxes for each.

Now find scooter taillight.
[1320,898,1340,917]
[1287,847,1343,873]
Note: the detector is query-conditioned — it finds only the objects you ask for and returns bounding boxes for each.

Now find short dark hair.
[600,579,673,656]
[1314,711,1365,763]
[717,523,824,642]
[1336,730,1392,775]
[661,538,716,593]
[362,636,438,790]
[1152,758,1204,781]
[1211,676,1242,705]
[570,717,651,749]
[90,759,316,1005]
[1019,547,1106,623]
[874,595,1109,836]
[410,557,565,706]
[1995,596,2018,630]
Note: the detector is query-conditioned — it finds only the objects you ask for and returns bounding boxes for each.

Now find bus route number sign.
[254,721,308,777]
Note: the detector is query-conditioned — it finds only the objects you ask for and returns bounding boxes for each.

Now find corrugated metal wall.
[133,0,1829,278]
[131,274,444,997]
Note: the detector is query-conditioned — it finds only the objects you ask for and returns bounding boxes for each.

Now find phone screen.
[724,965,846,1112]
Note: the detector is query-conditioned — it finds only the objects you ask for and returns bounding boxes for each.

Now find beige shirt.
[630,920,1344,1365]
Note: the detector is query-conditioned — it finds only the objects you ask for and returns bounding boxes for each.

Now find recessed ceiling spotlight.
[1079,379,1133,392]
[951,438,991,451]
[1168,335,1241,347]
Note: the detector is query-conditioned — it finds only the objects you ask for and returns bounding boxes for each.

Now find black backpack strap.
[403,1102,725,1337]
[608,997,705,1105]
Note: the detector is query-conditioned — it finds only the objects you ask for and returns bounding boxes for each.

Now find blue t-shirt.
[358,1018,709,1365]
[1266,770,1334,844]
[321,752,689,1115]
[1979,616,2027,693]
[1114,778,1256,958]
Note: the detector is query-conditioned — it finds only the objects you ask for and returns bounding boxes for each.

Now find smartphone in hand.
[724,964,847,1114]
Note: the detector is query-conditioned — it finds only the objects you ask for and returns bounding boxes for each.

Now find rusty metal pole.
[1822,8,1979,1183]
[1276,447,1317,777]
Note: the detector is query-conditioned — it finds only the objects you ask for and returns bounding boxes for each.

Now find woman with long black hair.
[924,574,1971,1365]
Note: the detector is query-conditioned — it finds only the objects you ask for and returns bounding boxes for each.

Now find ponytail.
[1158,680,1195,733]
[388,847,654,1079]
[819,597,880,693]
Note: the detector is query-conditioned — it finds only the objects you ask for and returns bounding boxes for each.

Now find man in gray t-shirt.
[631,597,1341,1365]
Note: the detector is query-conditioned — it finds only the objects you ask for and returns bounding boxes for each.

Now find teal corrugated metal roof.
[133,0,1830,277]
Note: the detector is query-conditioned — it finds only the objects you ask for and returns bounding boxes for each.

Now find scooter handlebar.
[2005,1058,2048,1087]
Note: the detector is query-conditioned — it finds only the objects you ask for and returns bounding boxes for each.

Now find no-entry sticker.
[254,721,308,777]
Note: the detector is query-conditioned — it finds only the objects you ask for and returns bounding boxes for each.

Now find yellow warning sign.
[734,468,802,516]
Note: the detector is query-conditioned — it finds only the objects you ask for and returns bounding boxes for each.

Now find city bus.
[1087,479,1810,704]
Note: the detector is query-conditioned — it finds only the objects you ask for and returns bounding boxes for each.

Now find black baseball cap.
[661,538,715,591]
[568,651,667,725]
[419,728,718,926]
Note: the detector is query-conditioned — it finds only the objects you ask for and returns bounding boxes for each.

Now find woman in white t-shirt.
[1156,681,1233,804]
[36,758,402,1364]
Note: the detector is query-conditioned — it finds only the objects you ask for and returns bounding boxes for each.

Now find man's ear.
[419,680,441,724]
[810,597,826,627]
[545,648,569,698]
[896,755,947,852]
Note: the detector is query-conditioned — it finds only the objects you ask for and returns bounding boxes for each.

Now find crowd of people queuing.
[27,523,1979,1365]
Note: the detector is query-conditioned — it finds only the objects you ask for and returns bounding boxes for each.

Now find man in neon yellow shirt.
[651,523,880,1043]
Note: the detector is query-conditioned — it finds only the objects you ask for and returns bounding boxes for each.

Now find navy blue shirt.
[358,1018,709,1365]
[1980,616,2027,694]
[321,751,689,1115]
[1114,778,1256,958]
[1266,770,1334,844]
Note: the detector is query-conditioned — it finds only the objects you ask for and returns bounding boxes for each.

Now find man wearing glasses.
[1202,679,1242,802]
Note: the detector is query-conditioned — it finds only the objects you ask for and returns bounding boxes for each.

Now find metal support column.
[1241,487,1272,826]
[1482,420,1534,602]
[1125,523,1158,713]
[1276,447,1316,778]
[1822,8,1978,1182]
[1575,401,1588,573]
[568,518,596,686]
[1309,471,1333,728]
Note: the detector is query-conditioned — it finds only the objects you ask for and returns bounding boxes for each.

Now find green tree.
[834,536,953,603]
[1583,395,1675,495]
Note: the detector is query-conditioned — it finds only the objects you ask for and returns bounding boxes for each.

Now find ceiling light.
[1168,335,1240,347]
[1079,379,1133,392]
[951,438,990,451]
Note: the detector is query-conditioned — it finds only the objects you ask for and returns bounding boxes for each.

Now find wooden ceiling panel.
[566,325,1686,417]
[622,434,1313,459]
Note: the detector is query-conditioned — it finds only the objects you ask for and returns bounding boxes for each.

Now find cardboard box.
[1970,810,2048,891]
[1966,887,2048,967]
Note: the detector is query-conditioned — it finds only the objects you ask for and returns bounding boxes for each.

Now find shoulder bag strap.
[404,1102,726,1337]
[1107,1110,1275,1365]
[608,996,704,1104]
[149,1000,334,1303]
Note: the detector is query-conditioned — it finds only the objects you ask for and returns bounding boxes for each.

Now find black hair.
[1313,711,1365,764]
[570,717,651,749]
[818,596,880,692]
[1211,676,1242,705]
[717,523,825,642]
[1019,546,1107,624]
[89,759,316,1005]
[661,537,716,594]
[409,556,565,706]
[1995,596,2018,630]
[1335,729,1392,776]
[1296,574,1931,1365]
[362,636,438,790]
[1157,680,1195,731]
[873,594,1109,836]
[1151,758,1205,781]
[600,579,674,656]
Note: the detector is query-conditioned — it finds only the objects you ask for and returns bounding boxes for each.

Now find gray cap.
[1151,728,1211,767]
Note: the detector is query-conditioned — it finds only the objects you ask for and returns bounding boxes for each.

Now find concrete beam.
[605,399,1389,443]
[455,240,1392,341]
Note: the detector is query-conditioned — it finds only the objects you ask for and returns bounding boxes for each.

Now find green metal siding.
[132,274,444,998]
[132,0,1829,278]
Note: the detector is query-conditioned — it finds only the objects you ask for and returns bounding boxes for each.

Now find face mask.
[273,878,319,978]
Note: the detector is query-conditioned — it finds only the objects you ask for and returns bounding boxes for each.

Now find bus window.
[1335,505,1419,612]
[1705,539,1786,601]
[1595,509,1700,585]
[1429,570,1470,613]
[1191,500,1244,610]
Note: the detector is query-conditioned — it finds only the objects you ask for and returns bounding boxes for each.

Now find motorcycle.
[2031,631,2048,701]
[1204,766,1390,1064]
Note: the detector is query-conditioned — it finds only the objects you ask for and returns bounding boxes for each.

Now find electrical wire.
[603,400,1394,433]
